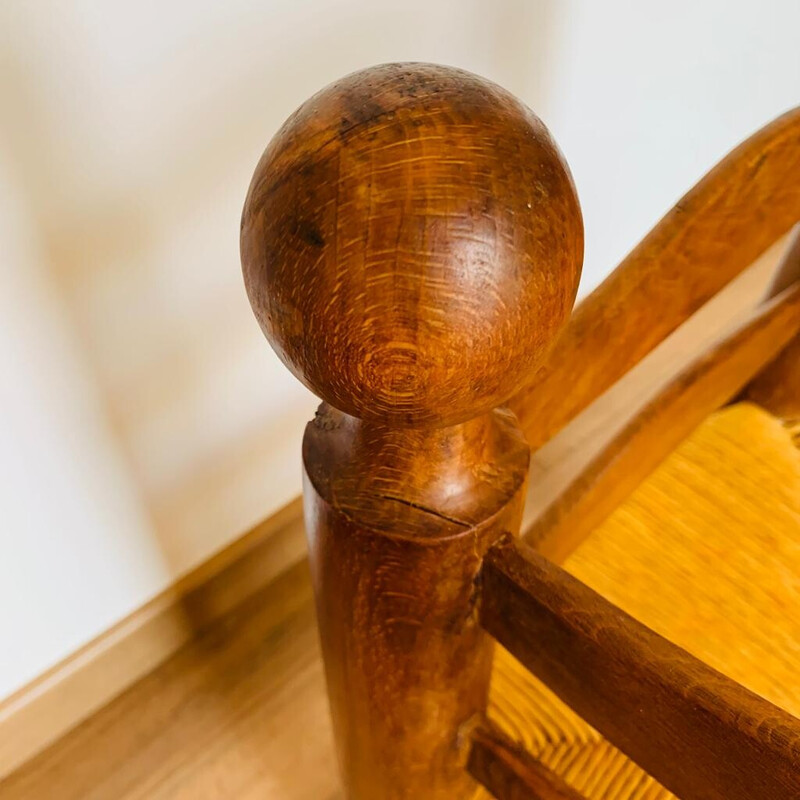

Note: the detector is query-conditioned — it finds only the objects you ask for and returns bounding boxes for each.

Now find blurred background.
[0,0,798,704]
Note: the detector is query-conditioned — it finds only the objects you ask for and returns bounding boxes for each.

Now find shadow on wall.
[0,0,556,591]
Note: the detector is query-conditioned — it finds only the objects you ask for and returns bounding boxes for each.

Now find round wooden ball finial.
[241,62,583,427]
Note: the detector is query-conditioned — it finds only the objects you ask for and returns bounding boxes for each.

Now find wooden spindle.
[742,333,800,420]
[741,225,800,420]
[240,63,583,799]
[468,720,588,800]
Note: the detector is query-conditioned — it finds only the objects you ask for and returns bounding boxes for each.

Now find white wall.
[549,0,800,294]
[0,0,798,700]
[0,0,556,700]
[0,152,171,697]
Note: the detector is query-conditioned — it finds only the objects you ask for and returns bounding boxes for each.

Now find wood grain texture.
[303,405,529,799]
[509,106,800,448]
[524,276,800,561]
[6,404,800,798]
[240,62,583,799]
[487,648,671,800]
[480,538,800,800]
[2,236,780,783]
[241,62,582,428]
[468,720,588,800]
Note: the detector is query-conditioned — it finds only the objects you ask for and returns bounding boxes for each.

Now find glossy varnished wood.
[525,274,800,560]
[303,406,529,799]
[241,63,583,799]
[480,539,800,800]
[510,106,800,448]
[241,64,800,799]
[9,58,800,800]
[241,63,582,428]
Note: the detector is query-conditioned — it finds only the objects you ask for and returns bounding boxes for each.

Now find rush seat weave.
[484,402,800,799]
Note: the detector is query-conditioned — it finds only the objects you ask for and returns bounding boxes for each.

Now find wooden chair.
[240,63,800,799]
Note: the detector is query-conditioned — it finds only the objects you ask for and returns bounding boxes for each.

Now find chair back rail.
[525,271,800,561]
[468,720,589,800]
[519,233,786,548]
[239,63,800,799]
[480,537,800,800]
[509,107,800,450]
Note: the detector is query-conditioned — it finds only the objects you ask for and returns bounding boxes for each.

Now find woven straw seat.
[484,402,800,799]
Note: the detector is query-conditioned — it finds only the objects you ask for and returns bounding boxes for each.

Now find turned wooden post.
[240,63,583,799]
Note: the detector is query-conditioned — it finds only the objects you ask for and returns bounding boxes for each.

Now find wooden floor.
[0,562,343,800]
[5,402,800,799]
[1,248,793,799]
